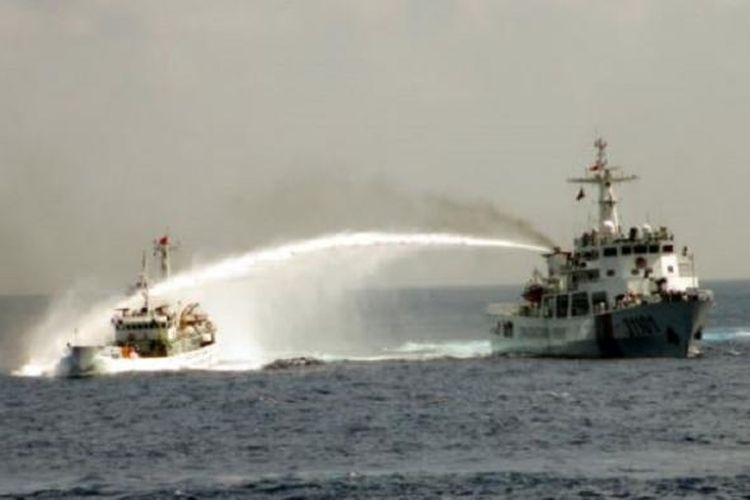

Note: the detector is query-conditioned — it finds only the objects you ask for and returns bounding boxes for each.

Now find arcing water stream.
[152,232,548,295]
[15,231,550,376]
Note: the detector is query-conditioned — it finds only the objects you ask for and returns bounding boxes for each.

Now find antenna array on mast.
[567,138,638,237]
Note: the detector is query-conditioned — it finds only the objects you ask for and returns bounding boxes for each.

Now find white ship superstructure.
[487,139,712,358]
[63,235,217,376]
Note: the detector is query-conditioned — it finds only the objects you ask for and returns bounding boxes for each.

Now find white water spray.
[152,232,548,296]
[15,231,549,376]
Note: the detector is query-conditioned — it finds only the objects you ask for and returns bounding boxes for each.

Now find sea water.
[0,280,749,497]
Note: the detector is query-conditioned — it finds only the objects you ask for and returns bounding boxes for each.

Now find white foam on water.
[388,339,493,358]
[313,340,493,364]
[702,328,750,341]
[14,231,548,376]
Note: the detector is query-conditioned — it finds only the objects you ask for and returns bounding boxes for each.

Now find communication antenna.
[127,249,151,307]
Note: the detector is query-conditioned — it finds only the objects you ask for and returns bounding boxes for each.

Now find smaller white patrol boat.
[63,235,217,376]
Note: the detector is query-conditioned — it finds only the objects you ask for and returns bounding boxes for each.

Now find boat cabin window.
[583,250,599,261]
[621,246,632,256]
[571,292,590,317]
[648,245,660,254]
[591,291,608,312]
[663,244,674,253]
[606,269,615,277]
[556,294,569,319]
[634,245,648,254]
[572,269,600,284]
[603,247,617,257]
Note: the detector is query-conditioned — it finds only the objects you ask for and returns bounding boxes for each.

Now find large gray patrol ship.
[487,139,712,358]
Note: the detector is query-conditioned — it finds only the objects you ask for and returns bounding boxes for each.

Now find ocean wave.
[262,357,325,371]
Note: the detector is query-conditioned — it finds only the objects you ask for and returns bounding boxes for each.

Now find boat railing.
[611,288,712,312]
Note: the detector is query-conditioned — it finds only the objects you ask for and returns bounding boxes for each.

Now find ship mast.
[153,234,177,280]
[568,138,637,237]
[132,250,150,308]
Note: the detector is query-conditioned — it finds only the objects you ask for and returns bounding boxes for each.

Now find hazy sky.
[1,0,748,294]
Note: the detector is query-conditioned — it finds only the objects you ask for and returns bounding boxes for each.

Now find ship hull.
[490,297,712,358]
[59,343,218,377]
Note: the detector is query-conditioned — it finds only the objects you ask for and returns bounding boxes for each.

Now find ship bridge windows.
[582,250,599,261]
[663,244,674,254]
[572,269,600,284]
[571,292,590,317]
[621,246,632,256]
[648,245,660,254]
[556,294,569,319]
[634,245,648,254]
[603,247,617,257]
[591,291,608,313]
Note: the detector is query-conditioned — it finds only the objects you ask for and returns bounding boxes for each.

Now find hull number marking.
[622,315,660,338]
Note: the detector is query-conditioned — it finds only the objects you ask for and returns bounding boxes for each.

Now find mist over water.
[14,231,549,376]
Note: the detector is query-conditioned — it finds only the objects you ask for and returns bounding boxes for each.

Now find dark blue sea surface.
[1,280,749,498]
